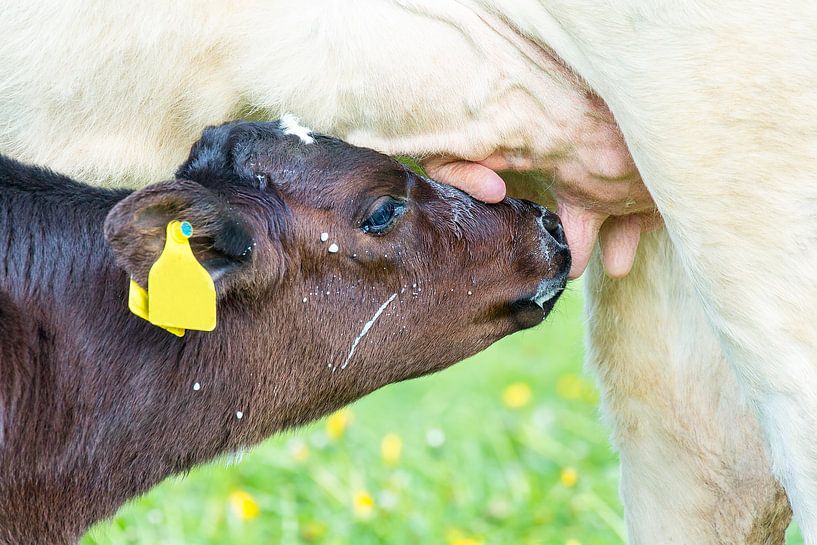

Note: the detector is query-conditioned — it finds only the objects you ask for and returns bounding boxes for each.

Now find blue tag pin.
[179,221,193,238]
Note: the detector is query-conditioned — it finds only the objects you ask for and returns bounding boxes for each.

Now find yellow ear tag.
[146,220,217,333]
[128,279,185,337]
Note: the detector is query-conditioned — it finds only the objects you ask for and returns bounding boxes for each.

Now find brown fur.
[0,121,569,544]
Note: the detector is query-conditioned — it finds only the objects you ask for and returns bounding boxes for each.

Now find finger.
[424,159,506,203]
[598,215,642,279]
[478,151,533,172]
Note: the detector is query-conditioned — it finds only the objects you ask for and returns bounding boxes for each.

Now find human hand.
[423,155,661,280]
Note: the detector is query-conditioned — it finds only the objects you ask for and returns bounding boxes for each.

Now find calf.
[0,120,569,544]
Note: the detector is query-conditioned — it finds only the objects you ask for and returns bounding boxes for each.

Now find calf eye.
[361,197,406,235]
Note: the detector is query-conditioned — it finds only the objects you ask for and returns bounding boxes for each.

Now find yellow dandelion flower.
[326,408,352,440]
[556,374,584,400]
[446,528,485,545]
[502,382,532,408]
[561,466,578,488]
[381,433,402,466]
[450,537,483,545]
[353,489,375,519]
[565,539,582,545]
[228,490,260,520]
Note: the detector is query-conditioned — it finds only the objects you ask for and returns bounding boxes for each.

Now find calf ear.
[104,179,255,289]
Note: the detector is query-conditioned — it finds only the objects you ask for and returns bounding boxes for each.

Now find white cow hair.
[0,1,617,187]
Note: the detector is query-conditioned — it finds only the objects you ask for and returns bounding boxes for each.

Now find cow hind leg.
[584,229,790,544]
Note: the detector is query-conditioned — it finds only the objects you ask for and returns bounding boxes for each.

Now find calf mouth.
[509,276,568,330]
[503,200,571,330]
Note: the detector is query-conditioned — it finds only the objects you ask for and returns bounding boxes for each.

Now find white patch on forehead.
[339,293,397,370]
[279,113,315,144]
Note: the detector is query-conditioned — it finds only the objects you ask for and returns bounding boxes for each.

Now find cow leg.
[628,166,817,542]
[585,229,790,544]
[526,1,817,536]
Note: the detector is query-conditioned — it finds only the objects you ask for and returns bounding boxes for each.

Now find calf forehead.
[179,120,409,209]
[259,137,411,209]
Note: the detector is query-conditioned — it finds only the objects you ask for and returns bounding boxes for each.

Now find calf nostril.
[539,213,564,241]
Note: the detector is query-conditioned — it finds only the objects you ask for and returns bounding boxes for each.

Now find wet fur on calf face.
[0,120,568,544]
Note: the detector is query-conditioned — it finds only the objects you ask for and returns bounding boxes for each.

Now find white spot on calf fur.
[279,113,315,144]
[328,243,339,253]
[320,232,329,242]
[235,411,244,420]
[340,293,398,370]
[192,382,201,391]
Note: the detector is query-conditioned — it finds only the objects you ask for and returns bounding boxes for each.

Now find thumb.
[423,159,506,203]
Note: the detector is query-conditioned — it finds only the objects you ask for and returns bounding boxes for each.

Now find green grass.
[79,287,804,544]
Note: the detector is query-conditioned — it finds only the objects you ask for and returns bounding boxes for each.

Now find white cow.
[0,1,811,543]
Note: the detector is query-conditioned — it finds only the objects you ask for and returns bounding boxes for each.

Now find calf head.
[104,119,570,426]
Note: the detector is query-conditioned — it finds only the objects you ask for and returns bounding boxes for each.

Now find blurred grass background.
[80,286,804,544]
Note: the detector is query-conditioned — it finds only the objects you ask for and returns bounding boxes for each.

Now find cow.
[0,120,569,544]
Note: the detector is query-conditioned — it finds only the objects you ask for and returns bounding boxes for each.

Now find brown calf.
[0,120,569,544]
